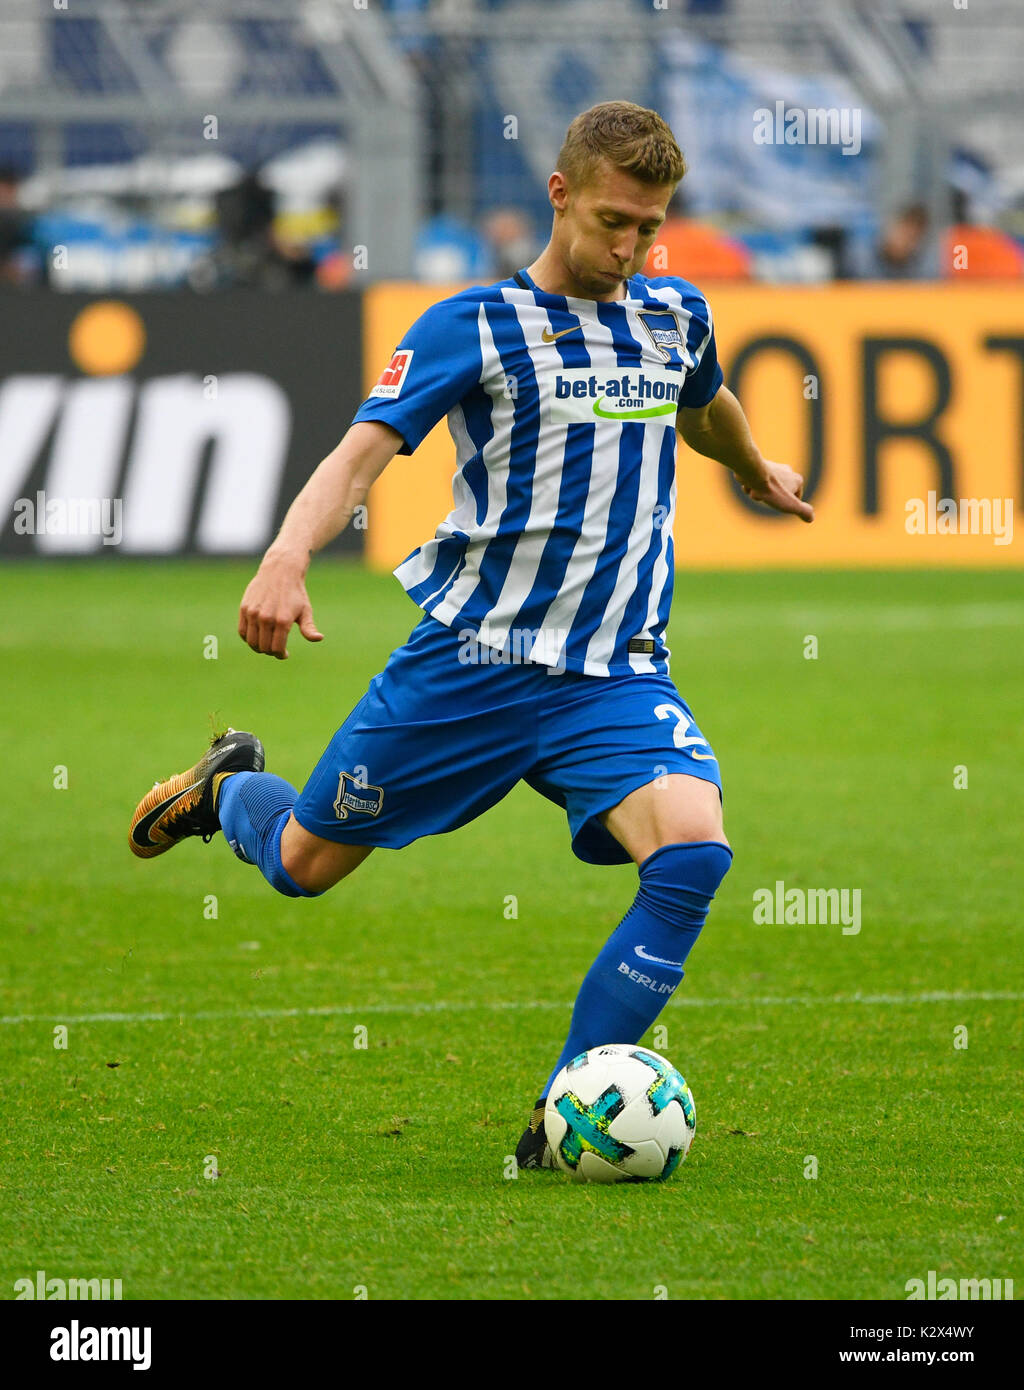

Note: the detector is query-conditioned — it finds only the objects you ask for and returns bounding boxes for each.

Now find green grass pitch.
[1,561,1021,1300]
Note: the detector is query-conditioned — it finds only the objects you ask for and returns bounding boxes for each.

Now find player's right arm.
[238,419,403,659]
[240,292,484,659]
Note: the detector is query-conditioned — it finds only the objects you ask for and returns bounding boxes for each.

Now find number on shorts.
[653,702,716,760]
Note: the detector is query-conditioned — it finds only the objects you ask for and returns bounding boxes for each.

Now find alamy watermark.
[49,1320,151,1371]
[457,624,568,673]
[753,880,861,935]
[11,490,123,545]
[905,1270,1014,1300]
[753,101,862,157]
[905,492,1013,546]
[14,1269,122,1299]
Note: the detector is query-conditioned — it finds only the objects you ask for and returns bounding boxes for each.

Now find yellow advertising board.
[363,283,1022,570]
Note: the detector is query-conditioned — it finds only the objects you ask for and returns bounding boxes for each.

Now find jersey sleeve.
[351,296,484,455]
[678,301,724,410]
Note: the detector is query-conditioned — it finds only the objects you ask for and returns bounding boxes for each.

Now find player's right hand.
[238,556,324,660]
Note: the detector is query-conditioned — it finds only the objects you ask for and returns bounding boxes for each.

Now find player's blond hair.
[556,102,687,190]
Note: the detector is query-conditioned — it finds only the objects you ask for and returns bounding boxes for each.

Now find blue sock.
[541,840,733,1097]
[217,771,320,898]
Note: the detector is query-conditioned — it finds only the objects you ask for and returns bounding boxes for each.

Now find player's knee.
[265,832,326,898]
[640,839,734,904]
[281,863,343,896]
[677,823,729,851]
[276,815,372,895]
[276,854,335,897]
[658,781,727,852]
[279,837,371,896]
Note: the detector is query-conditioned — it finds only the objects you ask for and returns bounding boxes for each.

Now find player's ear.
[549,171,569,213]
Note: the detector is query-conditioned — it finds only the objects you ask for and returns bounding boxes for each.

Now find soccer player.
[130,102,812,1167]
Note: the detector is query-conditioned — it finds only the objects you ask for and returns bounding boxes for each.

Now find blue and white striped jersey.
[352,267,723,677]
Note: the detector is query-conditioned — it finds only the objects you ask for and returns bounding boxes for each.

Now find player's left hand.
[740,461,814,522]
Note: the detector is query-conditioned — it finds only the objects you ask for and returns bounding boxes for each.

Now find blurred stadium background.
[1,0,1021,565]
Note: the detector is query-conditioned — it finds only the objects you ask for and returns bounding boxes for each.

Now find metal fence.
[0,0,1021,287]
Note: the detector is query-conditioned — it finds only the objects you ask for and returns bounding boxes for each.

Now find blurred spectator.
[846,202,940,280]
[810,226,847,280]
[316,251,353,290]
[643,190,751,281]
[413,212,490,283]
[0,166,42,287]
[480,207,537,280]
[943,189,1023,279]
[188,169,316,291]
[315,188,354,291]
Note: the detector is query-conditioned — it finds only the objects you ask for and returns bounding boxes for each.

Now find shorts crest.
[333,770,385,821]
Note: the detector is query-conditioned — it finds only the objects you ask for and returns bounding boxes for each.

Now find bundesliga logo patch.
[369,349,414,399]
[333,771,385,821]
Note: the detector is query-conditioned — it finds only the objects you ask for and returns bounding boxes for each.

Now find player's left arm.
[676,385,814,522]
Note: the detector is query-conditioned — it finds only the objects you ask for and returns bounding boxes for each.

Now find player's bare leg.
[598,772,728,864]
[279,814,373,893]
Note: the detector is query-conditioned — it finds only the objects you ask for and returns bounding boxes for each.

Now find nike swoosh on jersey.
[634,945,684,967]
[541,322,582,343]
[131,781,203,847]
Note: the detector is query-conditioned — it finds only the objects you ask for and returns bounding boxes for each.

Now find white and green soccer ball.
[544,1044,696,1183]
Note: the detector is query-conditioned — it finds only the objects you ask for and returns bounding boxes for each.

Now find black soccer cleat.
[514,1098,554,1170]
[129,728,264,859]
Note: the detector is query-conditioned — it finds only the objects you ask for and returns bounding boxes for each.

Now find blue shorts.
[293,613,722,866]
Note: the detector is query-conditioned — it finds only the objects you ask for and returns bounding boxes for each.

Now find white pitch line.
[1,990,1021,1028]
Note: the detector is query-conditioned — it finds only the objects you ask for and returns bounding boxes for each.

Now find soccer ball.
[544,1044,696,1183]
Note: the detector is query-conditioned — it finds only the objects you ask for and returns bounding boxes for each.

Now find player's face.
[552,160,674,299]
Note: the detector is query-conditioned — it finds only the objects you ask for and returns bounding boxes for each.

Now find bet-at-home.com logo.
[547,368,680,425]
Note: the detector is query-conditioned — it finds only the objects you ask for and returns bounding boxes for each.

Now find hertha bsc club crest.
[636,309,687,365]
[333,770,385,821]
